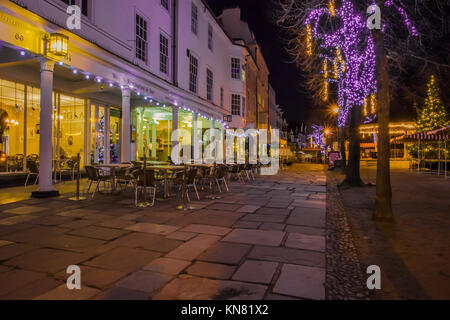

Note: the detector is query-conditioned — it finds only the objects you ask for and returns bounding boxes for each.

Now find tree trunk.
[373,1,394,221]
[339,126,347,170]
[342,106,363,186]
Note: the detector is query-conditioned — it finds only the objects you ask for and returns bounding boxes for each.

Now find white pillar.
[105,107,111,164]
[193,113,200,163]
[33,58,58,197]
[152,123,157,160]
[121,88,131,163]
[172,107,178,161]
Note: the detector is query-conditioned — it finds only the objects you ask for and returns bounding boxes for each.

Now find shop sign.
[0,12,47,54]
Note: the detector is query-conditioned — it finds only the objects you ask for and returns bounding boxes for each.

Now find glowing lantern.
[47,33,69,56]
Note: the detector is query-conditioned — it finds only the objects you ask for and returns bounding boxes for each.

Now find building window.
[61,0,76,5]
[208,24,214,51]
[191,3,198,35]
[231,94,241,116]
[231,58,241,79]
[242,96,246,116]
[160,34,169,74]
[81,0,89,16]
[189,54,198,93]
[135,14,148,63]
[220,88,224,107]
[206,69,213,102]
[161,0,169,11]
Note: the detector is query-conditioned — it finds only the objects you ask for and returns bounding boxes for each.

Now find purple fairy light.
[308,125,325,148]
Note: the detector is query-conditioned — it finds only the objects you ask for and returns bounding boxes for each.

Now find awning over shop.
[398,132,449,142]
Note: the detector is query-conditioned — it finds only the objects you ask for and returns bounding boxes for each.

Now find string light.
[329,0,336,16]
[305,24,313,56]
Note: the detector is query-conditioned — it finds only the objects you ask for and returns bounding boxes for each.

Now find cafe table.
[145,165,185,199]
[93,163,133,193]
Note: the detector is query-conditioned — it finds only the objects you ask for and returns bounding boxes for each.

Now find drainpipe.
[172,0,178,87]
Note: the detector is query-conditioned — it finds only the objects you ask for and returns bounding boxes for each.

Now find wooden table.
[94,164,133,193]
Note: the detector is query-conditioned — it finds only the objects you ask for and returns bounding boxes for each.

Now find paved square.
[273,264,325,300]
[232,260,278,284]
[222,229,285,246]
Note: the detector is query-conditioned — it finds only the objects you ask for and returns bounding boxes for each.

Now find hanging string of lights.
[53,59,228,128]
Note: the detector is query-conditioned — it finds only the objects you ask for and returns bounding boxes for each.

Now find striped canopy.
[400,132,449,142]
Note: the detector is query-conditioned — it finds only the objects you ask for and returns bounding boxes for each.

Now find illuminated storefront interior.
[0,77,121,173]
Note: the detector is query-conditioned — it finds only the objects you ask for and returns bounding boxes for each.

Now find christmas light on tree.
[416,75,448,132]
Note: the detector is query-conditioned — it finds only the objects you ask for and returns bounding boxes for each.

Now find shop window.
[0,80,25,172]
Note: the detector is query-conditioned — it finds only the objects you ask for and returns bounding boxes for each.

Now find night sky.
[205,0,313,129]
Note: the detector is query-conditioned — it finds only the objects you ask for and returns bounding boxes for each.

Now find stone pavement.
[0,164,327,300]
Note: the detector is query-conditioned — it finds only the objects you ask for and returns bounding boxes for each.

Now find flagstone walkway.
[0,164,328,300]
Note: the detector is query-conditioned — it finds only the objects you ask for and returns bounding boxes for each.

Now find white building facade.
[0,0,261,196]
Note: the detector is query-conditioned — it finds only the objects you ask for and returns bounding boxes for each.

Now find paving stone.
[34,284,101,300]
[186,262,236,280]
[68,226,129,241]
[265,293,301,300]
[125,223,180,235]
[305,185,327,193]
[0,269,47,296]
[222,229,285,247]
[287,208,325,228]
[0,277,62,300]
[166,231,198,241]
[180,224,232,236]
[56,208,100,218]
[0,265,12,273]
[153,276,268,300]
[256,207,291,216]
[237,205,260,213]
[273,264,325,300]
[309,193,326,200]
[291,192,311,198]
[0,240,13,247]
[93,287,149,300]
[111,232,183,253]
[285,233,325,252]
[195,215,240,227]
[54,266,125,290]
[232,260,278,284]
[248,246,325,268]
[207,203,243,211]
[84,247,161,273]
[285,225,325,236]
[0,243,37,261]
[29,215,76,226]
[4,248,93,274]
[118,213,143,221]
[116,270,172,295]
[292,199,326,210]
[0,215,38,226]
[96,219,136,229]
[166,234,221,261]
[241,214,286,223]
[197,242,251,265]
[265,202,292,209]
[59,219,96,230]
[2,206,47,215]
[143,257,191,275]
[259,223,285,231]
[232,221,262,229]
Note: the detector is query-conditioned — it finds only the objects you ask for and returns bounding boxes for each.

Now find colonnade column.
[193,113,200,163]
[172,107,178,161]
[32,58,59,198]
[121,88,131,163]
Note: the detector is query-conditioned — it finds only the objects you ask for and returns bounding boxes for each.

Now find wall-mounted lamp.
[46,33,69,57]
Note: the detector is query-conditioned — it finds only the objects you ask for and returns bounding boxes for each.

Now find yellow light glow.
[47,33,68,56]
[305,25,313,56]
[329,0,336,16]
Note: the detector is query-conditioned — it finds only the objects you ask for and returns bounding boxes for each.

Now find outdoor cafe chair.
[83,165,112,199]
[244,163,255,181]
[24,159,39,186]
[134,169,157,207]
[228,164,246,184]
[176,167,200,202]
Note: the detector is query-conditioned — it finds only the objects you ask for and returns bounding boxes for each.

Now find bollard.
[69,153,86,201]
[137,149,151,208]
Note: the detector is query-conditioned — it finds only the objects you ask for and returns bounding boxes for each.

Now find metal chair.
[83,165,111,199]
[134,169,157,207]
[25,159,39,186]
